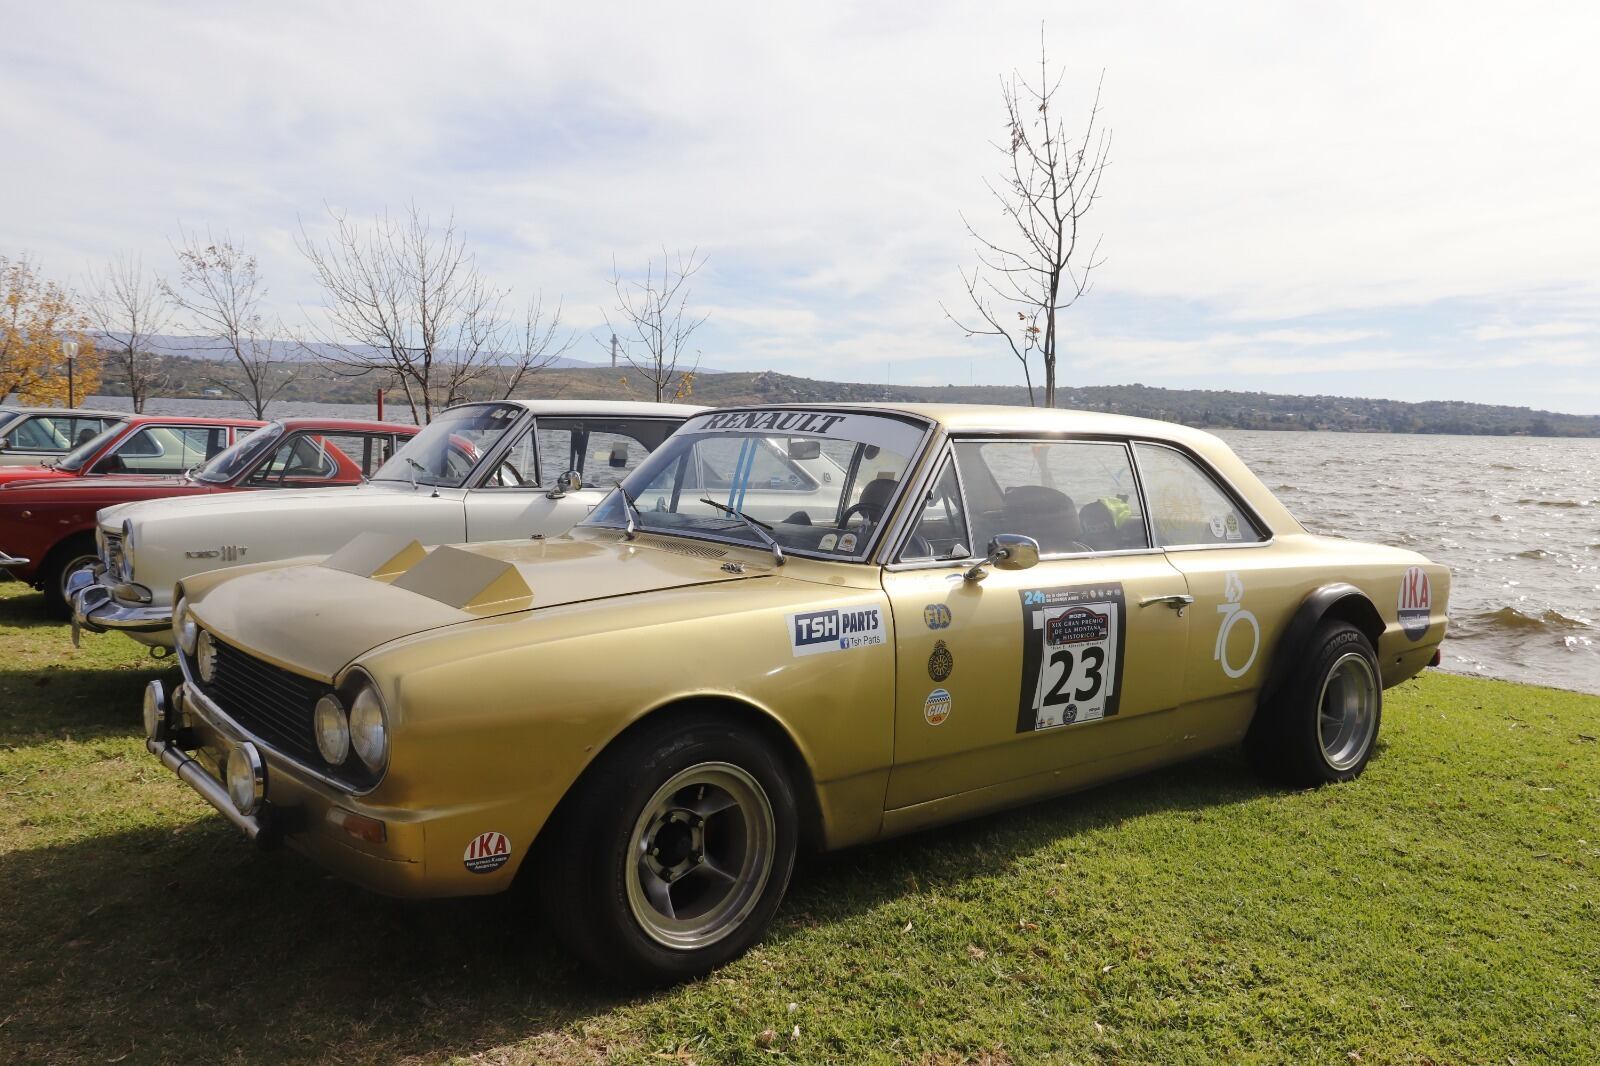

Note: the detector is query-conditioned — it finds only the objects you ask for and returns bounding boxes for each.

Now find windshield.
[581,409,928,560]
[371,402,522,487]
[195,422,285,483]
[55,419,128,471]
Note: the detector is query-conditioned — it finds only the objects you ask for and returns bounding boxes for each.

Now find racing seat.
[1001,485,1081,554]
[850,476,899,524]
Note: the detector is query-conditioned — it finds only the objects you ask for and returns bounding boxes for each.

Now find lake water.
[87,396,1600,695]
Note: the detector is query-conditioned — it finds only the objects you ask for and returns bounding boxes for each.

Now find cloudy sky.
[4,2,1599,412]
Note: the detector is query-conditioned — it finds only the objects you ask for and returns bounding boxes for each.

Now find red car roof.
[271,417,419,433]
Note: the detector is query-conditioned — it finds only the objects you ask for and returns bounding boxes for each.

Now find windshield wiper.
[700,498,784,567]
[616,486,641,540]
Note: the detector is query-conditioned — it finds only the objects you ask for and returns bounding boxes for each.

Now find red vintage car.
[0,414,265,489]
[0,417,417,615]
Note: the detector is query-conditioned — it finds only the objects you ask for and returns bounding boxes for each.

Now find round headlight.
[119,519,136,582]
[175,598,198,656]
[349,684,388,771]
[314,693,351,765]
[196,630,218,684]
[225,742,266,815]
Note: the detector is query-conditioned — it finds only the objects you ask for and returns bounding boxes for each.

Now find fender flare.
[1259,583,1385,705]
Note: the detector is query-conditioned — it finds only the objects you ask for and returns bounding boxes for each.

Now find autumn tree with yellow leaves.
[0,256,98,405]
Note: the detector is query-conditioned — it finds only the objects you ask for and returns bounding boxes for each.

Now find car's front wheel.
[1246,620,1383,786]
[537,711,798,983]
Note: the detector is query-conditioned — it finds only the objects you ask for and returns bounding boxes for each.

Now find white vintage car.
[72,400,702,649]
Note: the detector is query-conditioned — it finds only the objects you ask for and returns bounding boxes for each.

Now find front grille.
[100,531,123,575]
[199,638,329,767]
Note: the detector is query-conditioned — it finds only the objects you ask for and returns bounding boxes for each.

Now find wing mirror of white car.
[546,469,583,499]
[0,436,9,450]
[963,533,1041,582]
[787,439,821,460]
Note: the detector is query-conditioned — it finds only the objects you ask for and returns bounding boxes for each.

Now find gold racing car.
[142,403,1449,981]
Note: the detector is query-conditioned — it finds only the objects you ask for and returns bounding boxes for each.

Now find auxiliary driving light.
[196,630,218,683]
[314,693,351,765]
[225,742,266,815]
[142,680,167,742]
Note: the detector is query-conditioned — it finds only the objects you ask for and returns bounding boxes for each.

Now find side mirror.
[787,439,821,460]
[963,533,1040,582]
[0,437,9,450]
[546,469,583,499]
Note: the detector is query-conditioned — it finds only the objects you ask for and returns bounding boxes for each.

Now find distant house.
[202,387,224,398]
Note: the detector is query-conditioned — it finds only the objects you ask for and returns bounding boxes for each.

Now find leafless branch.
[601,248,708,403]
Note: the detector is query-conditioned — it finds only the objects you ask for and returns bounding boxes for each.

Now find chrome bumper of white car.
[69,568,172,648]
[0,548,29,569]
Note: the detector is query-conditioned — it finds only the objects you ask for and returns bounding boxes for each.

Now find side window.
[9,417,66,450]
[897,458,972,562]
[1133,443,1265,547]
[952,440,1149,555]
[101,427,226,474]
[245,433,366,485]
[534,418,670,490]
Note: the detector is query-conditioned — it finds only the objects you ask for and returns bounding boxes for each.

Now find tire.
[1245,621,1382,787]
[38,535,99,620]
[535,711,799,984]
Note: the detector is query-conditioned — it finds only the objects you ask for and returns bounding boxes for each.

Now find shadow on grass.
[0,664,175,746]
[0,750,1277,1064]
[0,581,59,630]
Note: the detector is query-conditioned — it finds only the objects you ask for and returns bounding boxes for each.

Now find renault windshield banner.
[685,410,926,457]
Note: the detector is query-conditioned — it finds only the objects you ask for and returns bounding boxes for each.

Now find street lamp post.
[61,337,80,407]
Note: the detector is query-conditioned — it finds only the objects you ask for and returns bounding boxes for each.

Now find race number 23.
[1016,585,1126,732]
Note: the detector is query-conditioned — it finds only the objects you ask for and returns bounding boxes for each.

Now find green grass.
[1,579,1596,1065]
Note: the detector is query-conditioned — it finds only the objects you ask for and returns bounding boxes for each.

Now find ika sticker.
[1213,571,1260,679]
[924,688,952,726]
[1017,584,1126,732]
[838,533,857,553]
[1398,566,1431,640]
[819,533,838,551]
[463,831,511,874]
[788,606,886,656]
[928,639,954,682]
[923,603,952,630]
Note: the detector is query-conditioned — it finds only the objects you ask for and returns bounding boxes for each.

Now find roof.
[0,406,128,419]
[117,413,265,426]
[492,399,705,418]
[695,401,1228,449]
[272,417,420,433]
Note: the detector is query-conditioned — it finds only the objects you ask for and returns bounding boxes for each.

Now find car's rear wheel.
[536,711,798,983]
[1246,621,1382,786]
[39,535,98,620]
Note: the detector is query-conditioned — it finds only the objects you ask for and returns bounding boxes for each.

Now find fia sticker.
[839,532,857,553]
[463,831,511,874]
[1214,571,1260,679]
[819,533,838,551]
[788,606,886,657]
[924,688,952,726]
[1016,584,1126,732]
[923,603,952,630]
[1398,566,1431,641]
[928,639,954,682]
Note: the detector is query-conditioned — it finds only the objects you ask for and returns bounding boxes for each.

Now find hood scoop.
[389,545,534,613]
[321,532,428,580]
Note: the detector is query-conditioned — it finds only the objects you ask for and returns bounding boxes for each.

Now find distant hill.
[89,350,1600,437]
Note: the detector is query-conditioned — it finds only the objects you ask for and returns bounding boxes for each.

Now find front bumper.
[69,569,173,649]
[0,548,29,570]
[144,677,434,896]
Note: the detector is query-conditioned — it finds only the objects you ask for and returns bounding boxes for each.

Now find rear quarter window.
[1134,443,1265,547]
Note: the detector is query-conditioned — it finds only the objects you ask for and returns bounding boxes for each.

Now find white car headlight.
[314,693,351,765]
[119,519,136,582]
[349,683,388,772]
[196,630,218,684]
[175,597,198,656]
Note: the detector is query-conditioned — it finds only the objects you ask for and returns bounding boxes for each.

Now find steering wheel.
[839,502,883,528]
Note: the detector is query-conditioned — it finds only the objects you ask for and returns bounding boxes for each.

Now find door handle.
[1139,593,1194,617]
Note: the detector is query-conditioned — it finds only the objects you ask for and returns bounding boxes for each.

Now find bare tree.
[484,294,576,399]
[165,231,292,418]
[944,31,1111,408]
[603,249,708,402]
[86,254,173,413]
[298,204,526,423]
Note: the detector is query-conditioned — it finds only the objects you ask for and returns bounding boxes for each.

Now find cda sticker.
[463,831,512,874]
[924,688,952,725]
[1398,566,1432,641]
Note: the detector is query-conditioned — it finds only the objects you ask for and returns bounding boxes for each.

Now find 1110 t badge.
[1016,584,1126,732]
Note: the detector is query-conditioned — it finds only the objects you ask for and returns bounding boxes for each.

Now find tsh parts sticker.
[1016,584,1126,732]
[788,605,886,656]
